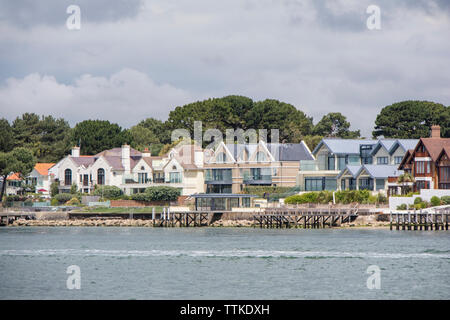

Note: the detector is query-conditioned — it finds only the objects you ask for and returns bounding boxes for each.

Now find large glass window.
[327,156,335,170]
[169,172,182,183]
[415,161,430,174]
[376,179,385,190]
[97,168,105,185]
[305,178,323,191]
[337,156,347,170]
[64,169,72,186]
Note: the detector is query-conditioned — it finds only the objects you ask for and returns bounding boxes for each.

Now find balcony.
[243,174,272,185]
[205,169,232,184]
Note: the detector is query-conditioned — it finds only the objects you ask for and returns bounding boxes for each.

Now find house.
[398,125,450,191]
[50,144,205,196]
[26,163,55,195]
[298,138,418,192]
[4,173,23,195]
[203,140,314,193]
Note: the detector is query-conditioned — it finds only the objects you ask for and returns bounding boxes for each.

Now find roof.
[419,138,450,161]
[6,172,21,181]
[393,139,420,153]
[191,193,257,198]
[312,138,379,155]
[34,163,55,176]
[338,164,403,179]
[370,140,397,155]
[70,156,96,167]
[95,147,141,157]
[436,146,450,161]
[361,165,403,179]
[222,142,313,162]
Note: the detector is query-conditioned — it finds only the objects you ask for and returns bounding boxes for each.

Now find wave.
[0,249,449,259]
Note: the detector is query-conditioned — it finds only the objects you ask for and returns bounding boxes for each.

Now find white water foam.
[0,249,449,259]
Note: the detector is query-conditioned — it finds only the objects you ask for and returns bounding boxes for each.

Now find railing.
[243,175,272,184]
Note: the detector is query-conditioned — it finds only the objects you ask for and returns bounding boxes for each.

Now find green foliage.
[50,181,59,197]
[414,197,423,205]
[441,196,450,205]
[0,118,14,152]
[54,193,74,204]
[50,198,59,206]
[396,204,407,210]
[131,186,180,202]
[377,193,387,204]
[397,173,415,183]
[138,118,171,144]
[373,101,449,138]
[430,196,441,207]
[302,135,324,151]
[285,190,373,205]
[129,125,160,152]
[70,183,78,194]
[241,186,292,197]
[72,120,131,155]
[66,197,81,206]
[313,112,360,138]
[12,113,72,162]
[93,185,123,199]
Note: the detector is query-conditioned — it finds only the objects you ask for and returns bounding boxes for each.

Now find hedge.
[284,190,379,205]
[93,186,123,199]
[131,186,180,202]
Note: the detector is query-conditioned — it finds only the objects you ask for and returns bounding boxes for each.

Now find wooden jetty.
[68,208,213,227]
[253,206,359,229]
[390,208,450,231]
[0,212,36,226]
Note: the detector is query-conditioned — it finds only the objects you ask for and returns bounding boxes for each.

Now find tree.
[12,113,72,162]
[244,99,313,142]
[71,120,131,155]
[373,101,448,138]
[313,112,360,138]
[0,118,14,153]
[138,118,171,144]
[129,125,160,151]
[0,148,36,204]
[302,135,324,151]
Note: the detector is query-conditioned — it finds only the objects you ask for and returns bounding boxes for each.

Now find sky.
[0,0,449,137]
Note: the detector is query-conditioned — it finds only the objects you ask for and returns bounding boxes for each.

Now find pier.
[389,208,450,231]
[0,213,36,226]
[253,207,359,229]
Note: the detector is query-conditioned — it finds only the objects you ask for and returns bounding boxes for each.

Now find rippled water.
[0,227,449,299]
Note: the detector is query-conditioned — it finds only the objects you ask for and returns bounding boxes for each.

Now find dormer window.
[217,152,227,163]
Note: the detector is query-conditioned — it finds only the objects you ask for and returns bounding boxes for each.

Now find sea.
[0,227,449,299]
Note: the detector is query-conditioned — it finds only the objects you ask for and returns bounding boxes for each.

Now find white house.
[26,163,55,195]
[50,144,205,196]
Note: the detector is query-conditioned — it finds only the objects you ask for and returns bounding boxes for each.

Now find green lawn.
[74,206,164,213]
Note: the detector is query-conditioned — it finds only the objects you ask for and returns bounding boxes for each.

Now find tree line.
[1,97,449,164]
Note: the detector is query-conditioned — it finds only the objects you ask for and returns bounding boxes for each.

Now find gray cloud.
[0,0,449,137]
[0,0,142,28]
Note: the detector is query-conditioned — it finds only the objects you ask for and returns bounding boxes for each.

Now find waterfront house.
[25,163,55,195]
[398,125,450,191]
[50,144,205,196]
[203,140,314,193]
[298,138,418,193]
[3,173,23,196]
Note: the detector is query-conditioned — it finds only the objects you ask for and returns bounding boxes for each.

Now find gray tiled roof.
[313,139,379,155]
[224,142,313,161]
[362,165,403,179]
[389,139,419,154]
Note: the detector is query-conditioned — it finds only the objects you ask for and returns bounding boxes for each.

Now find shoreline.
[7,218,391,229]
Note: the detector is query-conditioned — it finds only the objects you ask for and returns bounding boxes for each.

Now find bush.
[441,196,450,205]
[396,204,407,210]
[93,186,123,199]
[377,193,387,204]
[66,197,81,206]
[430,196,441,207]
[54,193,73,204]
[70,183,78,194]
[50,182,59,197]
[145,186,181,201]
[50,198,59,206]
[242,186,292,197]
[414,197,423,205]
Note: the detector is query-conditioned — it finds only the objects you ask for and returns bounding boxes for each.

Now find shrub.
[430,196,441,207]
[242,186,292,197]
[377,193,387,204]
[66,197,81,206]
[54,193,73,204]
[50,198,59,206]
[70,183,78,194]
[50,182,59,197]
[441,196,450,205]
[396,204,407,210]
[145,186,181,201]
[414,197,423,205]
[93,186,123,199]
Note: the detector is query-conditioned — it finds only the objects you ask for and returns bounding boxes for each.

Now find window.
[64,169,72,186]
[440,167,450,182]
[415,161,430,174]
[377,157,388,165]
[216,152,227,163]
[337,156,347,170]
[97,168,105,185]
[169,172,181,183]
[360,145,373,164]
[256,151,267,162]
[305,178,323,191]
[376,179,385,190]
[138,173,148,183]
[394,156,403,164]
[341,179,346,190]
[327,156,335,170]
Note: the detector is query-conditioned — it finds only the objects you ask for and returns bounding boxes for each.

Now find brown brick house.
[398,125,450,190]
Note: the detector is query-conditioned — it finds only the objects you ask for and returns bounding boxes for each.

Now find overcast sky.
[0,0,449,137]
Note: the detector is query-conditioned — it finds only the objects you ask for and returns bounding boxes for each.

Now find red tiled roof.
[34,163,55,176]
[6,173,21,181]
[420,138,450,161]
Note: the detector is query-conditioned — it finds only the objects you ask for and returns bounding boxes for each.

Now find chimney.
[71,146,80,157]
[431,125,441,138]
[121,144,131,173]
[194,147,203,167]
[142,147,151,158]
